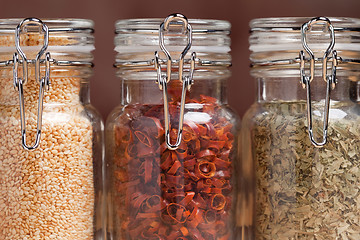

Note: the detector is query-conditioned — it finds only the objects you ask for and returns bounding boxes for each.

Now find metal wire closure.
[155,13,196,150]
[115,58,230,68]
[299,17,338,147]
[0,18,93,150]
[7,18,92,150]
[12,18,51,150]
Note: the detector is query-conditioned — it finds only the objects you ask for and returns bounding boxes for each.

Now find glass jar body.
[0,67,104,240]
[105,77,241,240]
[242,75,360,239]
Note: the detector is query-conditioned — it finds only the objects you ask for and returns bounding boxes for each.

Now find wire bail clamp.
[13,18,51,150]
[154,13,196,150]
[299,16,338,147]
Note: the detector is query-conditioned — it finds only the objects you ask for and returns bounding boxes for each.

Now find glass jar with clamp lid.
[0,18,104,239]
[244,16,360,239]
[106,13,241,240]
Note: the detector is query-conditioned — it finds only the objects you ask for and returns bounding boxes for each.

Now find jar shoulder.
[242,101,360,143]
[106,103,241,129]
[243,101,360,125]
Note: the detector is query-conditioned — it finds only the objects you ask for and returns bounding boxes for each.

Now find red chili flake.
[112,94,235,239]
[211,194,226,211]
[167,160,182,175]
[134,131,153,147]
[204,210,217,224]
[115,125,132,145]
[179,192,195,206]
[195,160,216,178]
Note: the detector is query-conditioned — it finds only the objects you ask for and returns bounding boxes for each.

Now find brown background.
[2,0,360,119]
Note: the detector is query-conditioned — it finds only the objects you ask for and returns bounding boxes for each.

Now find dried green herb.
[248,101,360,240]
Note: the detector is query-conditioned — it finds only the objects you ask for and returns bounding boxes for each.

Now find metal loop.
[15,18,49,85]
[159,13,192,83]
[45,52,51,90]
[163,13,189,33]
[154,51,163,90]
[299,50,307,88]
[155,13,195,150]
[327,50,338,90]
[186,52,196,91]
[13,18,51,150]
[300,16,337,147]
[13,52,19,90]
[159,76,192,150]
[304,76,332,147]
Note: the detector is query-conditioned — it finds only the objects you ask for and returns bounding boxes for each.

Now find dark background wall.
[2,0,360,119]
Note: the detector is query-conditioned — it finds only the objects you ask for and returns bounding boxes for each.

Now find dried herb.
[111,95,236,240]
[248,101,360,239]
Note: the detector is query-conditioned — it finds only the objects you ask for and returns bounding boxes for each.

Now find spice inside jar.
[106,15,240,240]
[0,18,102,240]
[112,91,236,239]
[245,17,360,239]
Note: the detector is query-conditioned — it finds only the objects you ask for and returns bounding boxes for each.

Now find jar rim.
[114,17,231,71]
[249,16,360,79]
[115,18,231,33]
[0,18,94,67]
[0,18,94,33]
[250,16,360,30]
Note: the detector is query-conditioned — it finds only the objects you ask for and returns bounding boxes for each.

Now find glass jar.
[244,17,360,239]
[0,18,103,239]
[106,14,241,240]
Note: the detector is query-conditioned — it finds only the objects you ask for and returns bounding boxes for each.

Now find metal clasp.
[155,13,196,150]
[13,18,51,150]
[299,16,338,147]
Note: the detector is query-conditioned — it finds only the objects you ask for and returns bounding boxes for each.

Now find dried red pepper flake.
[196,149,216,159]
[135,131,153,147]
[213,157,231,169]
[161,203,190,224]
[205,123,216,138]
[160,151,174,170]
[215,221,228,237]
[196,160,216,178]
[167,160,182,175]
[115,125,132,145]
[178,192,195,206]
[125,143,136,159]
[183,158,196,168]
[211,194,226,211]
[204,210,217,223]
[136,212,158,219]
[144,158,153,184]
[141,116,165,139]
[182,125,200,143]
[112,96,235,239]
[175,145,188,159]
[132,193,149,209]
[180,226,189,236]
[188,227,205,240]
[146,195,161,209]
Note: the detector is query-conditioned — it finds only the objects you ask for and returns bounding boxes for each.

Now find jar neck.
[256,76,360,103]
[122,78,228,106]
